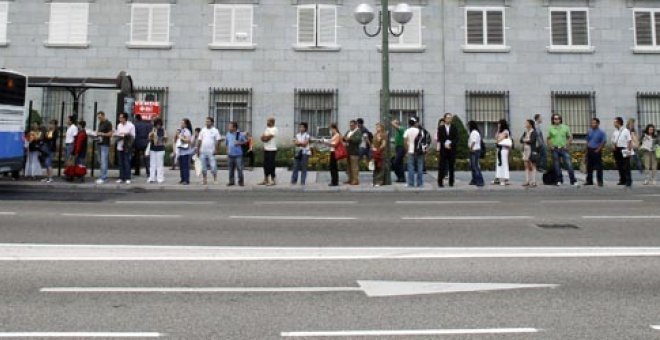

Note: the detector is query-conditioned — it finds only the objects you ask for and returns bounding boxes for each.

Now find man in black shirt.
[95,111,113,184]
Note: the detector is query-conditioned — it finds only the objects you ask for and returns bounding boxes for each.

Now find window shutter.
[233,6,253,44]
[656,12,660,46]
[213,5,232,44]
[68,3,89,44]
[131,6,150,42]
[399,6,421,46]
[466,10,483,45]
[48,3,70,43]
[551,11,568,46]
[570,11,588,46]
[297,5,316,46]
[0,2,8,43]
[150,6,170,43]
[317,5,336,46]
[486,11,504,45]
[635,12,652,46]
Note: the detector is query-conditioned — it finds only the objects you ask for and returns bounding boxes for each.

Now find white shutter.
[398,6,421,46]
[150,5,170,43]
[48,3,70,44]
[570,10,588,46]
[213,5,232,44]
[233,6,253,44]
[131,5,150,43]
[317,5,336,46]
[68,3,89,44]
[635,11,653,46]
[655,12,660,46]
[466,10,484,45]
[0,2,8,44]
[297,5,316,46]
[486,10,504,45]
[550,11,568,46]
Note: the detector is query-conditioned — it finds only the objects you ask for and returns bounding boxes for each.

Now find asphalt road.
[1,188,659,339]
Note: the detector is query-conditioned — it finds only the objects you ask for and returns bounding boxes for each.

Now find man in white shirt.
[259,117,278,186]
[115,112,136,184]
[612,116,633,187]
[196,117,222,185]
[64,115,78,164]
[403,117,423,187]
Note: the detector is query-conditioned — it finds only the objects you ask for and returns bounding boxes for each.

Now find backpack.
[414,128,431,155]
[236,131,249,155]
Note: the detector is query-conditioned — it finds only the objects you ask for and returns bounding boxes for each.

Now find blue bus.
[0,70,28,176]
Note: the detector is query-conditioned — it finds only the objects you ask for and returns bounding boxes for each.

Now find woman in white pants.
[494,119,511,186]
[148,118,167,184]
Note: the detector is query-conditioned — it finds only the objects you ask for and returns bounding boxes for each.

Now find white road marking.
[582,216,660,220]
[115,201,214,205]
[60,214,181,218]
[402,216,532,220]
[281,328,541,337]
[2,244,660,261]
[230,216,356,220]
[254,201,357,205]
[0,212,16,216]
[542,200,643,204]
[40,281,558,297]
[0,332,163,338]
[651,325,660,330]
[396,201,500,205]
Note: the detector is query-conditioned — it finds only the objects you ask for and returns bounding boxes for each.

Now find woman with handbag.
[291,122,311,186]
[148,118,167,184]
[520,119,539,187]
[371,122,387,187]
[324,123,343,187]
[493,119,512,186]
[42,120,59,183]
[24,122,44,180]
[640,124,658,185]
[627,118,644,174]
[176,119,194,185]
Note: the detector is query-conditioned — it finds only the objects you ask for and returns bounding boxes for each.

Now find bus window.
[0,74,27,107]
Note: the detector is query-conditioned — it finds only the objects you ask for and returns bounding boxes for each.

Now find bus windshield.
[0,74,27,107]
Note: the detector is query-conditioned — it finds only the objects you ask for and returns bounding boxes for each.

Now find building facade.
[1,0,659,141]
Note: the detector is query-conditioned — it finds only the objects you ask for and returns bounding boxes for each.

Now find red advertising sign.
[134,101,161,120]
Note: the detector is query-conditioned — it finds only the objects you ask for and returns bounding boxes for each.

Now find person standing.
[64,115,78,165]
[245,132,255,170]
[196,117,222,185]
[585,118,607,187]
[437,112,458,187]
[177,119,194,185]
[612,117,633,187]
[404,117,423,187]
[325,123,342,187]
[42,119,59,183]
[259,117,278,186]
[371,122,387,187]
[520,119,539,187]
[73,120,88,166]
[390,119,406,183]
[627,118,644,174]
[640,124,658,185]
[226,121,247,187]
[148,118,167,184]
[494,119,511,186]
[534,114,547,171]
[467,121,484,187]
[291,122,311,186]
[547,114,577,186]
[95,111,113,184]
[344,120,362,185]
[133,114,152,177]
[25,122,44,180]
[115,112,136,184]
[357,118,372,162]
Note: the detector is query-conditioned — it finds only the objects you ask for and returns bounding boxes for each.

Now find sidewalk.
[1,166,657,193]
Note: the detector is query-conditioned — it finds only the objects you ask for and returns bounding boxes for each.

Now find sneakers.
[44,178,53,183]
[643,180,649,185]
[116,179,123,184]
[95,179,106,184]
[125,180,131,185]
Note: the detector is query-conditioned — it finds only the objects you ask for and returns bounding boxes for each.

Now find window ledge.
[208,44,256,51]
[546,46,595,54]
[126,42,173,50]
[377,45,426,53]
[462,45,511,53]
[0,41,8,47]
[292,45,341,52]
[44,42,90,49]
[632,47,660,54]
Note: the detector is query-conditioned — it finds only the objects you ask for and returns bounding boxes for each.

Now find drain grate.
[535,224,580,229]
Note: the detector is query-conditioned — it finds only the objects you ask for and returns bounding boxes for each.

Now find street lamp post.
[355,2,413,186]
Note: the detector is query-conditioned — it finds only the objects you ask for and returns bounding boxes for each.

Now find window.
[548,8,592,52]
[46,2,89,47]
[465,91,509,141]
[551,91,596,138]
[463,7,508,52]
[637,92,660,129]
[210,5,254,49]
[0,1,8,46]
[390,6,423,50]
[209,88,252,136]
[134,87,169,126]
[389,90,424,126]
[633,9,660,52]
[294,89,338,138]
[128,4,171,48]
[296,4,338,49]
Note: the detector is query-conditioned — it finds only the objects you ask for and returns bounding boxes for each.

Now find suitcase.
[64,165,87,183]
[542,170,557,185]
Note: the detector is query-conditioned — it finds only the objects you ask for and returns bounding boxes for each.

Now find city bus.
[0,69,28,177]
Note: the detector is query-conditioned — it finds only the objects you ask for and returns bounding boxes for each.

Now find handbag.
[497,138,513,148]
[368,160,375,171]
[145,142,151,157]
[334,141,348,160]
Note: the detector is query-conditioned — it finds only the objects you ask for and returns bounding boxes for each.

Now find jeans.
[228,155,244,185]
[263,150,277,180]
[406,153,424,187]
[359,147,371,161]
[291,154,309,185]
[393,145,405,181]
[179,154,191,184]
[99,145,109,180]
[586,148,603,185]
[631,152,644,173]
[469,151,485,186]
[439,150,456,186]
[329,152,339,185]
[118,150,131,181]
[133,147,149,176]
[614,148,632,186]
[65,143,74,163]
[552,148,576,184]
[148,150,165,183]
[537,144,548,171]
[199,152,218,177]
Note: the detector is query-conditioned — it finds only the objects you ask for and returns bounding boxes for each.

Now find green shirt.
[394,127,405,147]
[548,124,571,148]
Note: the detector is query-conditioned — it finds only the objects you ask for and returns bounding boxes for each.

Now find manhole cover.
[535,224,580,229]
